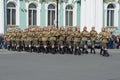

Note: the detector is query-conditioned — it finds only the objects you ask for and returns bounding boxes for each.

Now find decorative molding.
[104,0,115,3]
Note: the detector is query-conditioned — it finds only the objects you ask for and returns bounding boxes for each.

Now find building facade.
[0,0,120,34]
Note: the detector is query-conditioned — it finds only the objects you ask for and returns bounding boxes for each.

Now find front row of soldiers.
[5,26,111,57]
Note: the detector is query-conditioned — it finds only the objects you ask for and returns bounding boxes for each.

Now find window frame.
[7,2,16,26]
[28,3,37,26]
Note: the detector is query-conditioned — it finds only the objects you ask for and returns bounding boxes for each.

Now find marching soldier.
[81,27,89,54]
[23,28,29,52]
[58,26,66,54]
[32,28,39,52]
[90,27,98,54]
[99,27,111,57]
[49,27,58,54]
[66,26,74,54]
[6,30,12,50]
[42,27,50,53]
[16,29,22,52]
[73,27,81,55]
[11,30,17,51]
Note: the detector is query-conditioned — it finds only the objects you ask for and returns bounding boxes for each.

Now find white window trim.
[65,4,74,27]
[26,1,39,28]
[104,3,119,27]
[46,3,56,27]
[7,0,19,27]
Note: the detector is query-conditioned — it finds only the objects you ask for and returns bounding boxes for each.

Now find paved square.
[0,49,120,80]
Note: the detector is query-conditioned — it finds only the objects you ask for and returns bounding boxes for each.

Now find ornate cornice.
[104,0,115,3]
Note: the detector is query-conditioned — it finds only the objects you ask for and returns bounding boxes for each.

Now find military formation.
[5,26,111,57]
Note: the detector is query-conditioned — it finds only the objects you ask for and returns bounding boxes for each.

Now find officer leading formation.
[5,26,111,57]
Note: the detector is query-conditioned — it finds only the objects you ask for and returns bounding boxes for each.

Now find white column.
[85,0,91,31]
[96,0,103,33]
[81,0,86,30]
[63,2,65,27]
[73,2,77,27]
[0,0,4,34]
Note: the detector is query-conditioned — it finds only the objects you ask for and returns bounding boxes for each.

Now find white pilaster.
[85,0,91,31]
[0,0,4,34]
[73,2,77,26]
[95,0,103,33]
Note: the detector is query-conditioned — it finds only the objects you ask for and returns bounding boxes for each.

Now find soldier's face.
[92,27,95,31]
[102,28,105,32]
[84,27,87,31]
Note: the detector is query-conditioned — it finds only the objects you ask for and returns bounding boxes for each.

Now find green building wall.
[77,2,81,27]
[19,1,27,30]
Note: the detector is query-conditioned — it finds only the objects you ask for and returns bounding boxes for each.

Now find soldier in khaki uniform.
[42,27,50,53]
[49,27,58,54]
[66,27,74,54]
[16,29,22,52]
[73,27,81,55]
[81,27,89,54]
[90,27,98,54]
[58,26,66,54]
[32,28,38,52]
[99,27,111,57]
[6,30,12,50]
[11,30,17,51]
[38,28,43,52]
[28,28,34,52]
[23,29,29,51]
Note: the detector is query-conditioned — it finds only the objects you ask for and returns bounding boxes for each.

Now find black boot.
[8,46,10,51]
[100,49,103,55]
[52,47,56,54]
[30,47,32,53]
[78,49,81,55]
[91,48,96,54]
[82,48,85,54]
[93,48,96,54]
[90,48,93,53]
[45,47,48,53]
[103,50,109,57]
[37,47,39,53]
[17,47,21,52]
[85,48,88,54]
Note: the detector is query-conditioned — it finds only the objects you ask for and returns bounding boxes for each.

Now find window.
[48,4,55,26]
[7,2,16,25]
[28,3,37,26]
[65,5,73,26]
[107,4,115,26]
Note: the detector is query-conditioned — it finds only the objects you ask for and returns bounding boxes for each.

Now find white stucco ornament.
[104,0,115,3]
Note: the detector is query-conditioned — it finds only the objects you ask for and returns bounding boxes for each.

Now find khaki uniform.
[90,30,97,46]
[11,31,17,46]
[27,31,33,47]
[6,32,11,46]
[99,31,111,49]
[16,31,22,47]
[81,30,89,46]
[49,28,58,45]
[58,30,66,45]
[74,31,81,46]
[42,30,49,45]
[66,29,74,46]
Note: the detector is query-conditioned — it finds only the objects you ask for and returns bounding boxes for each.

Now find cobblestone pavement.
[0,49,120,80]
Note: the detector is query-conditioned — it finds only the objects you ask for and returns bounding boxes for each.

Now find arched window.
[7,2,16,25]
[65,5,73,26]
[28,3,37,26]
[107,4,115,26]
[48,4,56,26]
